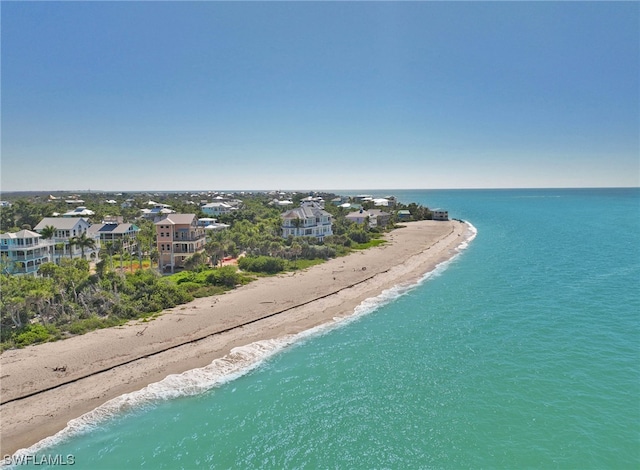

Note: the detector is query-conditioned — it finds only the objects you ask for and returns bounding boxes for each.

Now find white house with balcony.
[281,206,333,241]
[34,217,99,260]
[432,209,449,221]
[346,209,391,228]
[0,230,54,276]
[88,222,140,254]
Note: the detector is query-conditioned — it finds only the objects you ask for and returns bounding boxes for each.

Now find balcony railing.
[172,234,205,242]
[172,248,199,254]
[11,266,40,274]
[10,254,50,262]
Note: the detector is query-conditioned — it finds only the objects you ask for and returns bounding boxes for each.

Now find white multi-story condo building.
[0,230,54,276]
[281,206,333,241]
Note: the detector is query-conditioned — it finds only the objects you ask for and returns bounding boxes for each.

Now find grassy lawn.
[352,238,387,250]
[284,258,326,271]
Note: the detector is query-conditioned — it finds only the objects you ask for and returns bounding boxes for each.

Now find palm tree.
[205,240,224,267]
[71,232,96,259]
[40,225,56,240]
[67,238,76,259]
[290,242,302,267]
[112,240,123,271]
[39,225,56,264]
[55,242,65,264]
[103,241,114,270]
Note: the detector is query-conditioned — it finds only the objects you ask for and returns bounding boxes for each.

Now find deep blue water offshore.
[13,188,640,469]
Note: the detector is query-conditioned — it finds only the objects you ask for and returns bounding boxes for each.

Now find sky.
[1,1,638,192]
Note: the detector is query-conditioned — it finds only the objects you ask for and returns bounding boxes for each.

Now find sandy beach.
[0,220,472,456]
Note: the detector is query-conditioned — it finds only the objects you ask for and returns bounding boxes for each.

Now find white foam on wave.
[11,221,478,461]
[11,337,301,460]
[456,220,477,252]
[412,221,476,285]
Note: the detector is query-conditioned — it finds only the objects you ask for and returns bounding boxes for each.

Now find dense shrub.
[300,244,336,260]
[348,230,370,244]
[324,234,352,247]
[238,256,285,274]
[205,266,245,287]
[67,317,124,335]
[189,285,227,298]
[14,324,51,347]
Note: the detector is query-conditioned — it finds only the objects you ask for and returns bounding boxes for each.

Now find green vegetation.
[0,191,436,351]
[238,256,286,274]
[0,262,252,350]
[352,238,387,250]
[284,258,325,271]
[14,324,54,347]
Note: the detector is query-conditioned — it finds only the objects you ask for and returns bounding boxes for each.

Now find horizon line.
[1,186,639,196]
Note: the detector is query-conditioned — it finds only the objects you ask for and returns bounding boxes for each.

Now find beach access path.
[0,220,471,455]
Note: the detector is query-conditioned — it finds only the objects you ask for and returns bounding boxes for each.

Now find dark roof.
[89,223,139,234]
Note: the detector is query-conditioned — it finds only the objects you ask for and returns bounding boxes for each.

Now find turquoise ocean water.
[12,188,640,469]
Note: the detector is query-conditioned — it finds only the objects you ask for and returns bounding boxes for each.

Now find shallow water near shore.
[14,188,640,468]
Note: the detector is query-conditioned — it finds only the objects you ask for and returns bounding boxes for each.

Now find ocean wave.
[9,221,478,461]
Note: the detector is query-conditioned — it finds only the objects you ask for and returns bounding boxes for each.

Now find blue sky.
[1,1,638,191]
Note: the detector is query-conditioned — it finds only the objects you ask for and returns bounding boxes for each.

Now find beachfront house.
[368,209,391,227]
[372,198,391,207]
[433,209,449,221]
[34,217,99,261]
[155,214,206,273]
[88,222,140,254]
[346,209,391,228]
[345,209,369,225]
[281,206,333,241]
[397,210,411,221]
[0,230,54,276]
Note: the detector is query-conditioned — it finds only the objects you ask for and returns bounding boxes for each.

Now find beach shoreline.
[0,220,473,456]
